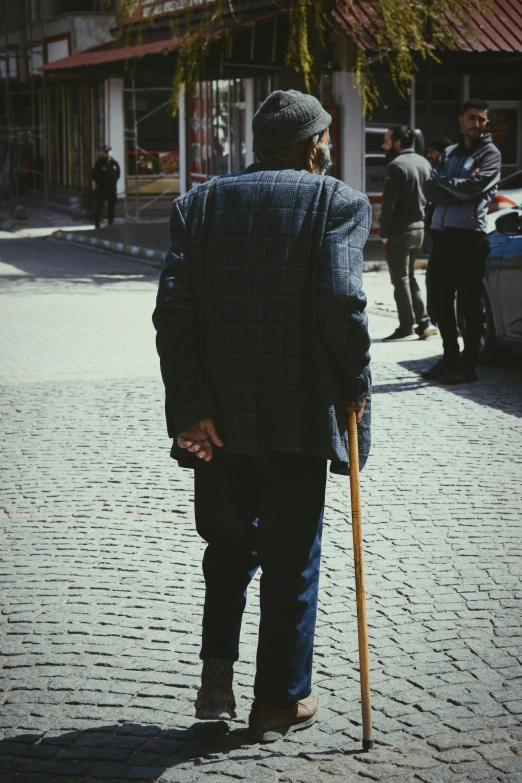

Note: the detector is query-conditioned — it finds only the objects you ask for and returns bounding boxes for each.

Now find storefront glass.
[124,81,180,213]
[189,78,245,187]
[189,74,279,188]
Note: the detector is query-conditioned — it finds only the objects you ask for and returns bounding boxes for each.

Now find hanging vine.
[112,0,491,116]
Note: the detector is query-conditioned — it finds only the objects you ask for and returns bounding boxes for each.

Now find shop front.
[187,73,280,189]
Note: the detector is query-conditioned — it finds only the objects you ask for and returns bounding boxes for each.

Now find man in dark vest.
[91,145,120,229]
[153,90,372,742]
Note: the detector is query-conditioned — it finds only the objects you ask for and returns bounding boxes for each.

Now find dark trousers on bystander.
[94,188,117,229]
[385,229,429,330]
[194,450,327,709]
[429,229,489,368]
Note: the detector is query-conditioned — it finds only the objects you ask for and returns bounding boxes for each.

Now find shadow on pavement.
[0,721,356,782]
[0,236,158,286]
[396,356,522,418]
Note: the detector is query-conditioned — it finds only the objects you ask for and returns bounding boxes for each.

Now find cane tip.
[362,739,373,751]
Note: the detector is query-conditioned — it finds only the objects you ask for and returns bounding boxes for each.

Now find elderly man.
[153,90,372,742]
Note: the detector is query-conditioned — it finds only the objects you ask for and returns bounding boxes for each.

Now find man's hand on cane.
[345,399,366,423]
[177,417,224,462]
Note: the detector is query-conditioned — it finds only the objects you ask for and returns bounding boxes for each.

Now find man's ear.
[307,140,318,172]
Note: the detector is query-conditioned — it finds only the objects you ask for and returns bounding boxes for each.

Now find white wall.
[332,71,365,193]
[73,15,115,54]
[104,78,126,197]
[244,77,255,168]
[178,85,187,195]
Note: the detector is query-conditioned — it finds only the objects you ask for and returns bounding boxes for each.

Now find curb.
[50,230,427,274]
[51,230,164,268]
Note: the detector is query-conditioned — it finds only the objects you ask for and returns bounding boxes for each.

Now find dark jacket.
[91,157,120,192]
[152,162,372,471]
[379,148,432,238]
[424,134,501,233]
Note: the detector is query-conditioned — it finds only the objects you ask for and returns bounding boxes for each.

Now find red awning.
[333,0,522,53]
[40,32,183,71]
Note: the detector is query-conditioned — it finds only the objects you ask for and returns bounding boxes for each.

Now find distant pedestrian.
[91,145,120,230]
[423,99,501,384]
[426,137,453,169]
[380,126,437,341]
[425,136,453,323]
[153,89,372,742]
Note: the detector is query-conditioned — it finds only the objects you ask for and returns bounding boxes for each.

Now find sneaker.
[247,693,319,743]
[415,321,438,339]
[382,327,415,342]
[421,357,459,381]
[439,367,478,385]
[195,681,236,720]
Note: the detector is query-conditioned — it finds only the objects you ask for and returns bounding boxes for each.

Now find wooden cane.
[347,411,373,751]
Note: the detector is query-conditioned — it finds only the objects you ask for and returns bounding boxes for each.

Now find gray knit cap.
[252,89,332,149]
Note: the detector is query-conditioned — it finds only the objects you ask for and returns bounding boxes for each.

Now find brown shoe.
[247,693,319,742]
[195,681,236,720]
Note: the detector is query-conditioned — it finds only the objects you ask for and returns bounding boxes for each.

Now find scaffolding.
[123,79,180,220]
[0,0,47,209]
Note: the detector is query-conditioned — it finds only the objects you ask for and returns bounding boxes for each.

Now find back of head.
[252,89,332,159]
[428,136,453,154]
[390,125,417,150]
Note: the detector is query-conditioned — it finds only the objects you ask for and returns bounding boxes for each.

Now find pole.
[409,76,416,131]
[347,411,373,751]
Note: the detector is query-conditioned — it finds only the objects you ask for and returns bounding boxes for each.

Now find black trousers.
[429,229,489,367]
[94,189,117,228]
[194,451,327,708]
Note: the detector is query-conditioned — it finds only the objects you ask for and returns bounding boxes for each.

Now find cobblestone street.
[1,235,521,783]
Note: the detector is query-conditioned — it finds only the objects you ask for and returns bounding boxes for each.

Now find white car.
[488,170,522,215]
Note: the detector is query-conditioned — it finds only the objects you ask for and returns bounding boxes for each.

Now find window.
[46,37,70,64]
[0,50,18,79]
[28,46,43,76]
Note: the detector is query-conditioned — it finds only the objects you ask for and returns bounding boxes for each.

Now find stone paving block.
[416,767,467,783]
[450,760,503,779]
[491,757,522,774]
[128,766,168,779]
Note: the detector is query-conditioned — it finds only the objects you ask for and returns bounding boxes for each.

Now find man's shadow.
[369,355,522,419]
[0,720,362,781]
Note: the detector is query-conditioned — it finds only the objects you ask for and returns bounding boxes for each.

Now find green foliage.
[114,0,491,116]
[350,0,492,114]
[285,0,329,93]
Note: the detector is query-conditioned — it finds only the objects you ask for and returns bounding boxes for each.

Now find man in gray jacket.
[423,99,501,384]
[380,126,437,341]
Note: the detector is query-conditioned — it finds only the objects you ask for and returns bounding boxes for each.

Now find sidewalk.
[1,202,427,271]
[50,220,427,271]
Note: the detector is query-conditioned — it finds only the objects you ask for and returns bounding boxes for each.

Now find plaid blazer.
[153,161,372,470]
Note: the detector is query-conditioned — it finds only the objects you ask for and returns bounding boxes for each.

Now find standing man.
[426,137,453,168]
[153,90,372,742]
[424,137,453,323]
[423,99,501,384]
[380,126,437,341]
[91,145,120,230]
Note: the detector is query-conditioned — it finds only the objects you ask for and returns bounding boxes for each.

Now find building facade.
[3,0,522,229]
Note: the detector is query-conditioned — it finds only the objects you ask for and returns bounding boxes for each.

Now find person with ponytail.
[380,125,437,341]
